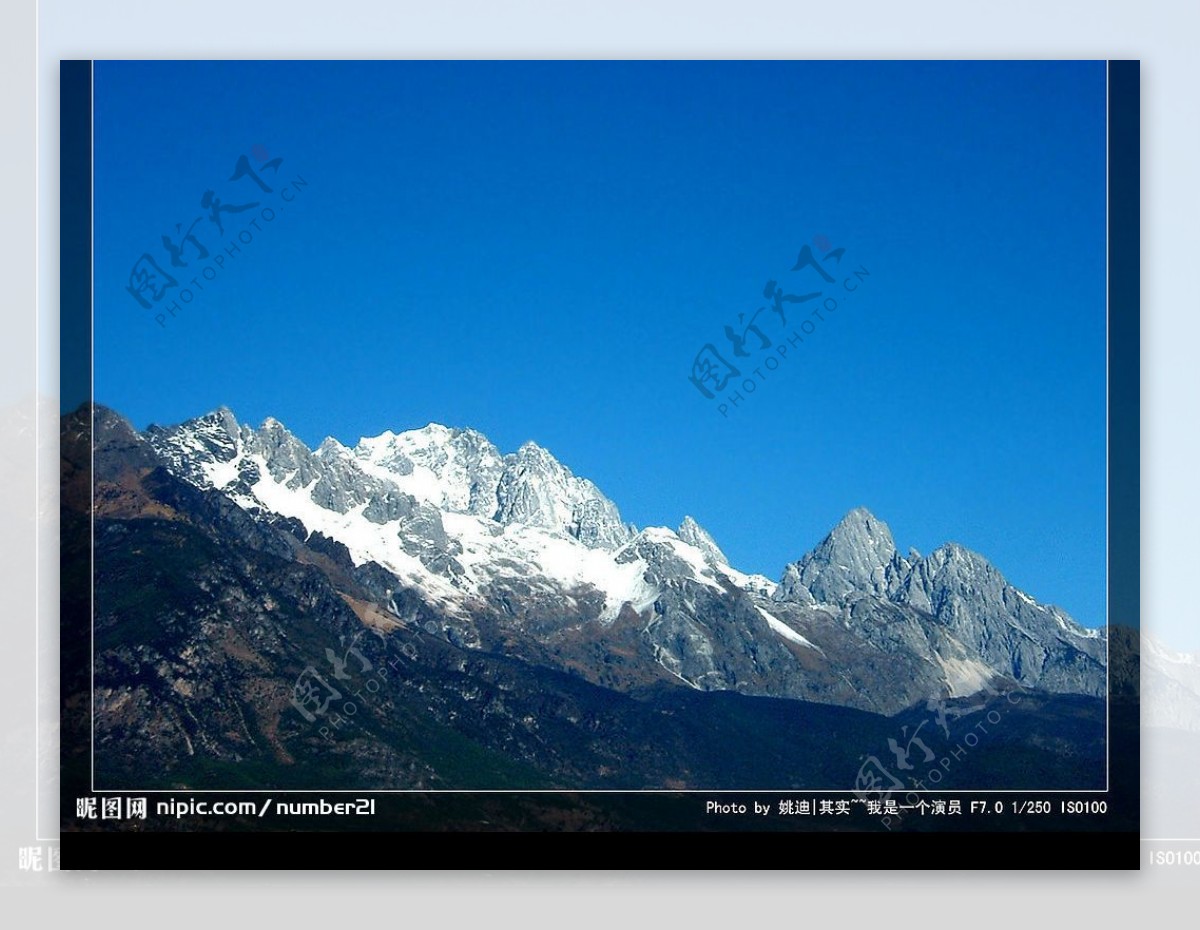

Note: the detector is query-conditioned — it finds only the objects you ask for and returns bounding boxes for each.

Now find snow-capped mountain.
[129,406,1106,712]
[146,408,645,621]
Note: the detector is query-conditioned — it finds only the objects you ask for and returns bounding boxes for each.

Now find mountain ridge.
[91,402,1107,712]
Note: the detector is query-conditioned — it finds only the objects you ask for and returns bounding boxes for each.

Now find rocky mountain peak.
[92,403,140,442]
[925,541,989,570]
[316,436,349,457]
[91,405,161,478]
[144,407,246,482]
[352,422,504,515]
[830,506,894,548]
[511,439,557,466]
[211,405,240,436]
[493,440,630,549]
[343,421,633,549]
[786,507,897,603]
[677,515,728,566]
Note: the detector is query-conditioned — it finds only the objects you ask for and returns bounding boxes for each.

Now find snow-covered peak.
[353,421,505,517]
[515,439,552,459]
[317,436,350,457]
[144,407,246,484]
[621,525,774,598]
[677,515,729,566]
[354,423,632,549]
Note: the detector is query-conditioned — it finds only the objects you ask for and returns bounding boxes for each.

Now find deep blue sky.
[92,61,1108,627]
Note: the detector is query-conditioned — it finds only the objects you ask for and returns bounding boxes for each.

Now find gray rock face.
[775,564,816,606]
[783,507,897,602]
[897,543,1105,695]
[775,513,1106,698]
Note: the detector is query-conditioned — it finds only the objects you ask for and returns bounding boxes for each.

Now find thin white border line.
[87,61,1118,801]
[33,0,44,843]
[1105,57,1111,795]
[89,59,96,800]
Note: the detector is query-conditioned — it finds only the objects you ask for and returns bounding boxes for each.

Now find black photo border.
[59,59,1140,869]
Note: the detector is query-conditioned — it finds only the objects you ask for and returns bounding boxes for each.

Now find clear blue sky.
[92,60,1108,627]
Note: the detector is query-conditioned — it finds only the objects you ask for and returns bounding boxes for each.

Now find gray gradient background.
[0,0,1194,915]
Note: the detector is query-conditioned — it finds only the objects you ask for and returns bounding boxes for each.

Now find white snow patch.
[201,452,242,490]
[353,424,500,514]
[756,606,823,653]
[247,465,662,623]
[244,456,467,612]
[189,437,795,635]
[720,565,778,596]
[1052,611,1102,639]
[505,524,658,620]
